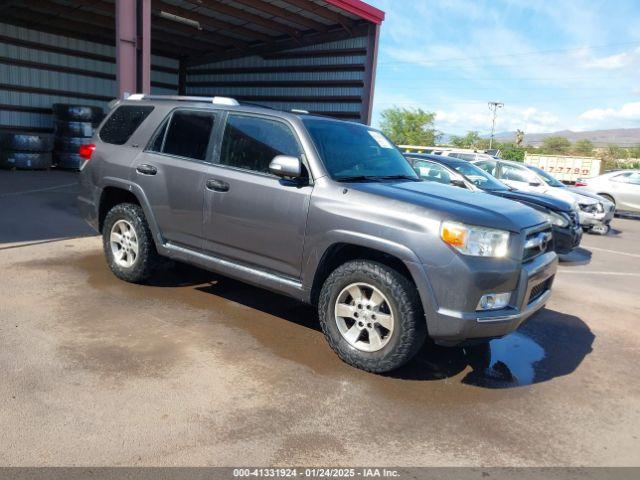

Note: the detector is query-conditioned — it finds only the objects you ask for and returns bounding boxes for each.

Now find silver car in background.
[473,158,614,234]
[575,170,640,213]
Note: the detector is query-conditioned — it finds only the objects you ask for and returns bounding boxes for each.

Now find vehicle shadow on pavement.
[392,308,595,389]
[558,247,592,266]
[151,264,595,389]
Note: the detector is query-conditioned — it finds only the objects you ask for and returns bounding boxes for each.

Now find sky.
[366,0,640,135]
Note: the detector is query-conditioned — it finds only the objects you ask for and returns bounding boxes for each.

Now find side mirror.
[451,179,467,189]
[269,155,302,178]
[529,182,541,187]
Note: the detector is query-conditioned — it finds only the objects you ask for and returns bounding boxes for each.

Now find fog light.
[477,292,511,311]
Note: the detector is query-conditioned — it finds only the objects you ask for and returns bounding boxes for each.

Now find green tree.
[449,131,490,149]
[627,145,640,159]
[541,136,571,154]
[497,142,525,162]
[573,139,595,156]
[379,107,439,146]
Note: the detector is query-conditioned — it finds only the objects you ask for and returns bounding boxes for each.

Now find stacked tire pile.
[0,132,54,170]
[53,104,103,170]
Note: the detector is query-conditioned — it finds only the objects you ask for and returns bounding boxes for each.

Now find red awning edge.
[325,0,385,24]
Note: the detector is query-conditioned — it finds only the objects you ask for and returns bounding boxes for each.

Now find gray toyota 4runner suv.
[78,95,558,373]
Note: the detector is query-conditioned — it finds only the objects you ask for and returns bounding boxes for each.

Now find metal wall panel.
[0,23,178,133]
[185,36,369,121]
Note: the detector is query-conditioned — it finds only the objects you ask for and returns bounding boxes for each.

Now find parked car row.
[406,154,583,254]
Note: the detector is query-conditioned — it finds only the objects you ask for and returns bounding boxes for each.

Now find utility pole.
[488,101,504,149]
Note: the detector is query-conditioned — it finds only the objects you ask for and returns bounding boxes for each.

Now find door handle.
[206,178,230,192]
[136,164,157,175]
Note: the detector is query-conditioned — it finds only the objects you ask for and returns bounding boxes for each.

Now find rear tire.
[54,153,84,170]
[52,104,104,122]
[1,132,54,152]
[0,151,52,170]
[102,203,162,283]
[318,260,426,373]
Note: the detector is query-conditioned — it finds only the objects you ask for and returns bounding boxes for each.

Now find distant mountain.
[492,128,640,147]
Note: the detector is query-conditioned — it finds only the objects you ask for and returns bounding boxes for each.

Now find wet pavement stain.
[16,252,595,398]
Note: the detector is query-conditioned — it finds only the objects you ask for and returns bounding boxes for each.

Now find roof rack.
[126,94,239,106]
[291,109,309,114]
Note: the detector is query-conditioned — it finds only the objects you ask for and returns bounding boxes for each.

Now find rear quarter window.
[99,105,154,145]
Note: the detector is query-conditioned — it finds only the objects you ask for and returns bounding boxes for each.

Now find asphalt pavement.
[0,171,638,466]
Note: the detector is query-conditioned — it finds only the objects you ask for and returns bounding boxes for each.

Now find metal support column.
[116,0,151,99]
[360,23,380,125]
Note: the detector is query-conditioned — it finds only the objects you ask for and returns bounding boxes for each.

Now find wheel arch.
[98,178,165,252]
[305,234,437,321]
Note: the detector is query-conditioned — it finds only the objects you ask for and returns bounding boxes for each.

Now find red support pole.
[139,0,151,94]
[116,0,151,99]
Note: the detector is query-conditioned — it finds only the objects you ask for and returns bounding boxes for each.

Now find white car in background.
[472,158,615,234]
[575,170,640,213]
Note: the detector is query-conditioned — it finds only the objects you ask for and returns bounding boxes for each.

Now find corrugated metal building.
[0,0,384,134]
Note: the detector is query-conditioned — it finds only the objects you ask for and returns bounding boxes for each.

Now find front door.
[134,108,219,249]
[203,113,312,279]
[498,162,547,194]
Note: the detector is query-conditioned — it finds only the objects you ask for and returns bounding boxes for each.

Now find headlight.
[440,221,510,257]
[579,203,600,214]
[545,211,569,227]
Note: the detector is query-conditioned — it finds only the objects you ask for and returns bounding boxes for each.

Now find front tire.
[318,260,426,373]
[102,203,161,283]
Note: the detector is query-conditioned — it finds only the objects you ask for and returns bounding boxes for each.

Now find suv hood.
[348,181,547,233]
[491,189,574,212]
[566,187,612,205]
[546,185,598,206]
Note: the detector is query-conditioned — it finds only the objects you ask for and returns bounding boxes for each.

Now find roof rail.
[291,109,310,114]
[126,94,239,106]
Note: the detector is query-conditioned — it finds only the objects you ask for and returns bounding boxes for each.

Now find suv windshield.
[529,166,565,187]
[450,161,509,191]
[302,117,418,181]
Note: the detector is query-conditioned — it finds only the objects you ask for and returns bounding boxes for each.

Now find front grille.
[523,227,553,262]
[528,276,553,305]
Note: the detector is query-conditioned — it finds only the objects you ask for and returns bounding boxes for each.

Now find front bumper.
[580,207,614,228]
[552,223,583,254]
[425,251,558,345]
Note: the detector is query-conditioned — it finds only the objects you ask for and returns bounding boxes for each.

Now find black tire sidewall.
[0,151,52,170]
[52,104,103,122]
[2,133,54,152]
[102,203,157,283]
[318,260,425,372]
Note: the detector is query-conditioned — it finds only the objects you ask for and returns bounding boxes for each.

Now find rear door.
[134,108,219,249]
[610,172,640,211]
[202,112,312,279]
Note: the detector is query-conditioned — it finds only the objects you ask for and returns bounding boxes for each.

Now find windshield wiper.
[374,175,421,181]
[334,174,420,183]
[334,175,383,182]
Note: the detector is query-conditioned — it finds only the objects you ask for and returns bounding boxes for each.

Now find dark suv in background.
[405,153,583,254]
[78,95,557,373]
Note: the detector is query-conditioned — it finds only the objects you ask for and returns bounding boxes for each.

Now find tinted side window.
[162,110,216,161]
[219,115,301,174]
[627,173,640,185]
[475,160,497,176]
[100,105,154,145]
[414,161,452,185]
[611,172,631,183]
[501,164,538,183]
